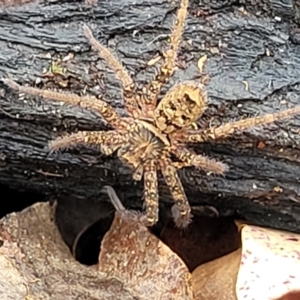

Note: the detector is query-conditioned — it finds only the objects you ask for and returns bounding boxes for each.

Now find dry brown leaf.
[192,223,300,300]
[275,290,300,299]
[98,186,194,300]
[236,224,300,300]
[192,249,240,300]
[0,202,136,299]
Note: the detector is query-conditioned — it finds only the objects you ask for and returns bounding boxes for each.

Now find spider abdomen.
[154,81,207,134]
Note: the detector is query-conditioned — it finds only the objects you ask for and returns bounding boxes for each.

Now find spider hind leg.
[159,156,192,228]
[143,160,160,226]
[171,146,228,174]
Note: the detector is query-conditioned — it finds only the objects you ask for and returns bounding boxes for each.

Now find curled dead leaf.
[99,186,194,299]
[192,249,241,300]
[192,222,300,300]
[236,224,300,300]
[0,202,136,299]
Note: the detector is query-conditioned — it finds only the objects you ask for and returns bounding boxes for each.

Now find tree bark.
[1,0,300,232]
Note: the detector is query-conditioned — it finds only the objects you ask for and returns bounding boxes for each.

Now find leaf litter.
[1,192,300,299]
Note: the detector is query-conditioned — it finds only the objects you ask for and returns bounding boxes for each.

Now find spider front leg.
[141,0,189,110]
[50,130,125,155]
[143,160,160,226]
[174,106,300,143]
[159,156,192,228]
[171,145,228,175]
[83,25,142,118]
[3,79,128,130]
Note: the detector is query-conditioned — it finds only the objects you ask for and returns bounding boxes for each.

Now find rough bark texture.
[1,0,300,232]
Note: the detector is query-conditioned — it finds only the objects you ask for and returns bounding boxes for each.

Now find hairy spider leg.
[171,145,228,174]
[50,130,125,153]
[83,25,142,118]
[159,156,192,228]
[117,135,161,225]
[141,0,189,111]
[175,106,300,143]
[3,79,127,130]
[143,159,159,226]
[100,144,124,156]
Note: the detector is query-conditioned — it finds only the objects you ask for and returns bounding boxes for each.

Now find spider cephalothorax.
[3,0,300,227]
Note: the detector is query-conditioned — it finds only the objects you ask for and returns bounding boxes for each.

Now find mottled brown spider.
[3,0,300,227]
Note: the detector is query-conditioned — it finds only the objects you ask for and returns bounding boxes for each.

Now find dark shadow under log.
[1,0,300,232]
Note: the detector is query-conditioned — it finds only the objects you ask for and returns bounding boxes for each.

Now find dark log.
[1,0,300,232]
